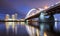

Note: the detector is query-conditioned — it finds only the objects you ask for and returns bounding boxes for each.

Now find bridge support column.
[39,12,45,36]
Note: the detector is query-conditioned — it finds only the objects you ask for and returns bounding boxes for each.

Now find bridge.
[24,2,60,36]
[25,2,60,20]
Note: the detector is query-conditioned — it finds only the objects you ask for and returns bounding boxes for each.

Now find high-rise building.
[12,14,15,19]
[5,14,10,20]
[15,13,17,19]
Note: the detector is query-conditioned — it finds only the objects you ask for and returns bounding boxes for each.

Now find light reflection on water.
[0,22,29,36]
[0,21,60,36]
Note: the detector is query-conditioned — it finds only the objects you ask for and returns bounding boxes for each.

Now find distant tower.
[12,14,15,19]
[15,13,18,23]
[5,14,10,20]
[15,13,17,19]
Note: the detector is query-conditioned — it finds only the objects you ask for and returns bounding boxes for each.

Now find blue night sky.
[0,0,60,19]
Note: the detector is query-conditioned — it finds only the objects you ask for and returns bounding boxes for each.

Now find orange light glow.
[44,6,49,9]
[44,32,47,36]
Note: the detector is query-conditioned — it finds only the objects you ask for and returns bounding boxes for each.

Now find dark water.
[0,22,60,36]
[0,23,29,36]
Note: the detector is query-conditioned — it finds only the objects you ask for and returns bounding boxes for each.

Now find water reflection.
[0,22,29,36]
[0,19,59,36]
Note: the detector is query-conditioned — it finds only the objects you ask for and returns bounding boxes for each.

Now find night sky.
[0,0,60,19]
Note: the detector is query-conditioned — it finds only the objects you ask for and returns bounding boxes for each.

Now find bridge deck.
[25,3,60,20]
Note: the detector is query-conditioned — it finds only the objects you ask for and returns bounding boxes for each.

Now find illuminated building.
[15,13,17,19]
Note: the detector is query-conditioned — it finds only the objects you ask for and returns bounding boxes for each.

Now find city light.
[44,6,49,9]
[5,14,17,33]
[44,32,47,36]
[54,18,57,29]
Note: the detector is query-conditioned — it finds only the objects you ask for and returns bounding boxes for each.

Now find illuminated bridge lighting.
[56,1,60,4]
[44,6,49,9]
[44,32,47,36]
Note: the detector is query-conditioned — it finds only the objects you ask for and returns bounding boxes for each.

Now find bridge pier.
[39,12,46,36]
[39,12,55,36]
